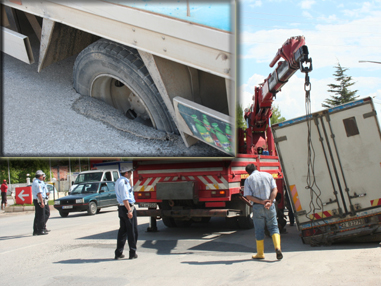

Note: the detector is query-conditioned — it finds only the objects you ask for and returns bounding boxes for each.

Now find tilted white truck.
[272,97,381,245]
[1,0,235,155]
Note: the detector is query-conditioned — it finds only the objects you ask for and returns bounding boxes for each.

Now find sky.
[238,0,381,120]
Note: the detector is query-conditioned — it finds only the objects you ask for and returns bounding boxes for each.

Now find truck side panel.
[106,0,232,31]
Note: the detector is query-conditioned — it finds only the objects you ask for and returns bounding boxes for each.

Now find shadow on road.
[0,234,31,240]
[75,217,380,257]
[54,258,115,264]
[181,258,280,265]
[49,209,117,220]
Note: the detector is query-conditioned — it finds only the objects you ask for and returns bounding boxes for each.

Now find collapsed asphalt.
[2,33,227,157]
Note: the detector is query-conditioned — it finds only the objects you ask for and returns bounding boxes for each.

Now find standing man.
[244,163,283,260]
[42,174,50,233]
[32,170,47,235]
[1,179,8,210]
[114,167,138,260]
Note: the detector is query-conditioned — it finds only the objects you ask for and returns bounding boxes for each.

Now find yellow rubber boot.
[252,240,265,259]
[272,233,283,260]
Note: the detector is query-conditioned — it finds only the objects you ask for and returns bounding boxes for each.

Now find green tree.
[236,103,247,130]
[0,159,51,184]
[270,105,286,125]
[322,62,359,108]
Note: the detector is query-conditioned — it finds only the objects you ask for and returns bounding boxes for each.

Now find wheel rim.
[90,202,97,214]
[91,75,154,128]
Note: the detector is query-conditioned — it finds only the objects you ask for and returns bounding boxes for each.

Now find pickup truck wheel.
[87,201,97,215]
[73,39,177,134]
[59,211,69,217]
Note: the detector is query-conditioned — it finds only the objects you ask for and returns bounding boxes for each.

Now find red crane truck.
[133,36,311,232]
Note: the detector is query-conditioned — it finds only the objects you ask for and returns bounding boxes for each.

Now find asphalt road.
[2,34,227,157]
[0,208,379,286]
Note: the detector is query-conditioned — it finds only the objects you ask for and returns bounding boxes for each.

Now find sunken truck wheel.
[73,39,177,133]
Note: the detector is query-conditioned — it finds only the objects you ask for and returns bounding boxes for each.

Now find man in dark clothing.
[1,179,8,210]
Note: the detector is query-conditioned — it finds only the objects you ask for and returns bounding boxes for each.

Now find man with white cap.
[114,167,138,260]
[32,170,48,235]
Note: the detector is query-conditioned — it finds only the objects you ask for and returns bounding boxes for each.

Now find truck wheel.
[201,217,211,223]
[237,215,254,229]
[87,201,97,215]
[59,211,69,217]
[174,219,193,227]
[73,39,177,134]
[162,217,177,228]
[226,217,239,229]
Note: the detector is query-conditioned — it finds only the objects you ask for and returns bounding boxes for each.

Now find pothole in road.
[72,96,176,141]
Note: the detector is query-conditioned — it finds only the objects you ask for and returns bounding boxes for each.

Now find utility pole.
[7,158,11,195]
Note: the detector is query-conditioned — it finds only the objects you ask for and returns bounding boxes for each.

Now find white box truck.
[272,97,381,245]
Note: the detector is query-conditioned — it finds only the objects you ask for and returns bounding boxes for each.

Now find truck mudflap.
[136,208,241,218]
[299,211,381,245]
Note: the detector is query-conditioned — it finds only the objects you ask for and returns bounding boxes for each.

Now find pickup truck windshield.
[71,183,99,194]
[75,172,103,184]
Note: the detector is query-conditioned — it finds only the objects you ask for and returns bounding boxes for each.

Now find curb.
[4,205,55,212]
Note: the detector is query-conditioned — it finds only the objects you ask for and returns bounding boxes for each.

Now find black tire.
[73,39,177,133]
[238,215,254,229]
[162,217,177,228]
[59,211,69,217]
[174,219,193,228]
[200,217,211,223]
[226,217,239,229]
[87,201,97,215]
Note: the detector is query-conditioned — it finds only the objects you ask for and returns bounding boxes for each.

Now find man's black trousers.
[33,199,45,233]
[44,203,50,229]
[115,205,138,257]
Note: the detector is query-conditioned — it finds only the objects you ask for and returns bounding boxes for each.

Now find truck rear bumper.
[137,208,241,218]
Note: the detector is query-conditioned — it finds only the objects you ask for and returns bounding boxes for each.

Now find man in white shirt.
[244,163,283,260]
[114,167,138,260]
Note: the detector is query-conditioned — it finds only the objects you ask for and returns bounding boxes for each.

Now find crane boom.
[242,36,312,155]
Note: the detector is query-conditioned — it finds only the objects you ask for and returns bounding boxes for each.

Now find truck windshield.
[71,183,99,195]
[74,172,103,184]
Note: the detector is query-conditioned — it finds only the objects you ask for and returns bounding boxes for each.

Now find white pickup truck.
[272,97,381,245]
[69,169,120,193]
[2,0,235,155]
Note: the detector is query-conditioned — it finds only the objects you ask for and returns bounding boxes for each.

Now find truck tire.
[73,39,177,134]
[226,217,239,229]
[237,215,254,229]
[162,217,177,228]
[174,219,193,227]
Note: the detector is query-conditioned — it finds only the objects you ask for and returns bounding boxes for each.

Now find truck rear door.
[272,98,381,226]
